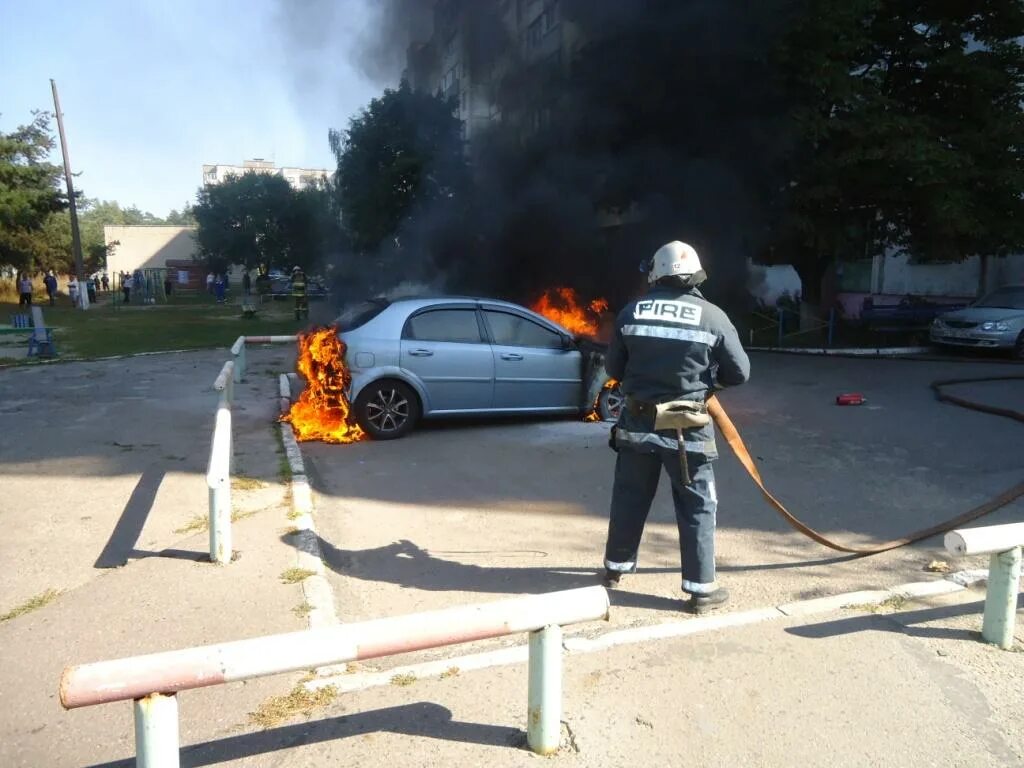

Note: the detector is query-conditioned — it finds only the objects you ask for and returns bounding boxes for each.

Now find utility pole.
[50,78,89,310]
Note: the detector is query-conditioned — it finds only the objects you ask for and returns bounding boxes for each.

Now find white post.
[982,547,1022,650]
[231,337,246,383]
[527,624,563,755]
[134,692,179,768]
[207,407,232,564]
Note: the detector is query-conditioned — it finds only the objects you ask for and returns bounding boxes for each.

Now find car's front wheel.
[354,380,420,439]
[597,384,624,422]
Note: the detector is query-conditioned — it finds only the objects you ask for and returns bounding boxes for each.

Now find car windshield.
[336,299,389,331]
[974,287,1024,310]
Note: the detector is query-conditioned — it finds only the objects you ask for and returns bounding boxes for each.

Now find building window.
[526,2,558,49]
[443,64,459,97]
[526,17,543,48]
[542,1,559,33]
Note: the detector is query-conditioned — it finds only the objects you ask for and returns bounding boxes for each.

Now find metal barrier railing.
[945,522,1024,649]
[230,336,245,383]
[749,307,836,348]
[208,361,234,564]
[60,586,610,763]
[230,335,298,383]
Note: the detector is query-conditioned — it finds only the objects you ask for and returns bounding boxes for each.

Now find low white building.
[103,225,247,291]
[104,225,198,277]
[834,252,1024,316]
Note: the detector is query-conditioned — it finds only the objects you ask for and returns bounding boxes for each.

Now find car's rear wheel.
[354,380,420,439]
[598,384,624,422]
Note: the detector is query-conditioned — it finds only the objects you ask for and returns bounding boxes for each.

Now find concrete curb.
[305,570,988,695]
[278,374,339,634]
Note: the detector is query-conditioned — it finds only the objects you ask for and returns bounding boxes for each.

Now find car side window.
[485,311,563,349]
[405,309,482,343]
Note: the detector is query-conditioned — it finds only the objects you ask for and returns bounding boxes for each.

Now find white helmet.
[647,241,705,285]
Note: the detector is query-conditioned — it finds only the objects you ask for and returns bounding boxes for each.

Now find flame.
[529,287,609,338]
[282,326,366,444]
[584,378,619,422]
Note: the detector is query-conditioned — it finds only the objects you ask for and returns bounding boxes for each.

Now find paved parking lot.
[302,353,1023,662]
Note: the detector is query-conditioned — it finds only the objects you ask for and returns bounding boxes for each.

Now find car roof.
[373,295,572,334]
[384,295,537,312]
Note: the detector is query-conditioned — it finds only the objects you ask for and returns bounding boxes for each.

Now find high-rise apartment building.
[201,159,329,190]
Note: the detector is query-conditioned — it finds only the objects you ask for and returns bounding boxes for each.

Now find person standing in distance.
[602,241,750,614]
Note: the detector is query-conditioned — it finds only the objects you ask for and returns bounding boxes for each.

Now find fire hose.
[706,375,1024,556]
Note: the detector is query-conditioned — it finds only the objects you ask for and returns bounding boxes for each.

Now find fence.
[60,586,611,765]
[748,306,836,348]
[945,522,1024,649]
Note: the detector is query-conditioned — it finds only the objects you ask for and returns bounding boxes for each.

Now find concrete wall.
[833,252,1024,317]
[104,225,197,277]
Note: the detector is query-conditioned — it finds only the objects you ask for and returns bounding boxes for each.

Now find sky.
[0,0,390,217]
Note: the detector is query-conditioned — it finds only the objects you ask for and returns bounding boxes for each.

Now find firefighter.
[602,241,750,614]
[291,266,308,321]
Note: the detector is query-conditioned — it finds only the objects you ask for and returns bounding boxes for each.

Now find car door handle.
[500,353,524,361]
[408,349,434,357]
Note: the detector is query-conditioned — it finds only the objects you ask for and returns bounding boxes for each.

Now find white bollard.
[231,336,246,383]
[134,692,179,768]
[207,407,232,564]
[945,524,1024,650]
[982,547,1022,650]
[527,624,563,755]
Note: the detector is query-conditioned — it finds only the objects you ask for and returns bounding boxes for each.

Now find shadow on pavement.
[308,534,821,613]
[84,702,523,768]
[785,595,1023,642]
[94,468,166,568]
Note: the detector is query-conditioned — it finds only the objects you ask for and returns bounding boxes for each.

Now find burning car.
[328,294,620,439]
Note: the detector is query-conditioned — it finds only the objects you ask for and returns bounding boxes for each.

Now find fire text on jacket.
[633,300,703,326]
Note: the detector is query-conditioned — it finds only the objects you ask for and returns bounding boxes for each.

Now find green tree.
[165,204,196,226]
[771,0,1024,304]
[193,172,328,274]
[0,112,67,272]
[329,81,469,253]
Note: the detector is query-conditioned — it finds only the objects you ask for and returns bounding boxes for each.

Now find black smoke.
[338,0,797,312]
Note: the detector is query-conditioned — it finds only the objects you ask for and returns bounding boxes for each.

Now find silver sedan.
[337,296,617,439]
[930,284,1024,358]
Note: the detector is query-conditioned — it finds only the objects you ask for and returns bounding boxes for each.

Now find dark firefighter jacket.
[604,285,750,458]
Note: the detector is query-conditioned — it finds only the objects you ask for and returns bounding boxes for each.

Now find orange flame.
[282,326,366,444]
[529,287,609,338]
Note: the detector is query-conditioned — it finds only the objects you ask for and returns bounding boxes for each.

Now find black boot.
[601,563,636,589]
[684,588,729,615]
[602,569,622,588]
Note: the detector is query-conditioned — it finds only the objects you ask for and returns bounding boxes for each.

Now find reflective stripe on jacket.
[605,285,750,457]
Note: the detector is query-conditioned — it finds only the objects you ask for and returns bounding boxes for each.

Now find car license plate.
[946,330,971,339]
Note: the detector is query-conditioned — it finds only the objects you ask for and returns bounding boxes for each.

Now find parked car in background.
[930,284,1024,358]
[336,296,615,438]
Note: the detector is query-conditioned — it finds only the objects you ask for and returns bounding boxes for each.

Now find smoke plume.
[326,0,797,312]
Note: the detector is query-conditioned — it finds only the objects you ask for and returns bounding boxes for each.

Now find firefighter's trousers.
[604,447,718,595]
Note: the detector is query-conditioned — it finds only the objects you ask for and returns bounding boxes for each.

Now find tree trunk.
[792,255,829,315]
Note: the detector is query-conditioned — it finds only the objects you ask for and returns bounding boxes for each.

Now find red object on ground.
[836,393,866,406]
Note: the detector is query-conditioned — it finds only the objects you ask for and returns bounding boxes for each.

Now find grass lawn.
[0,293,307,362]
